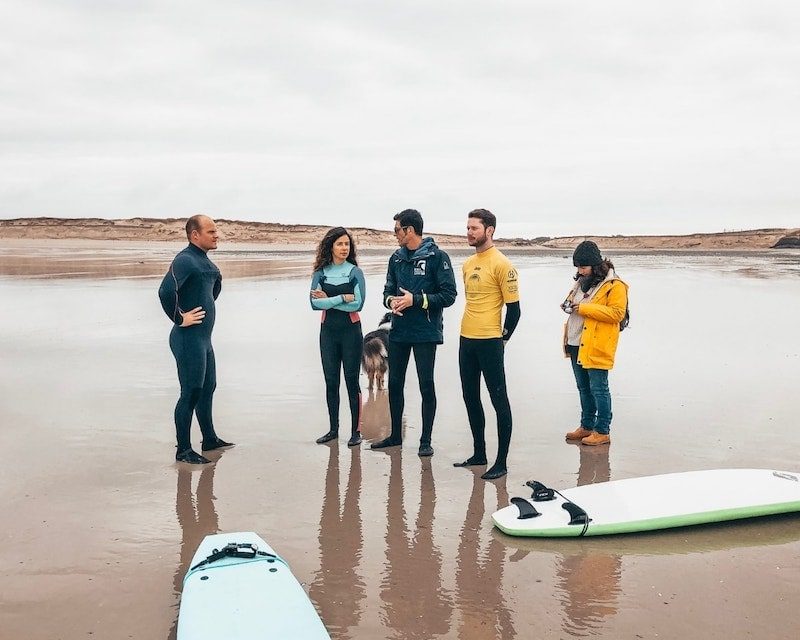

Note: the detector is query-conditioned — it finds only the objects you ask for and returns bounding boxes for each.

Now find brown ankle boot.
[566,427,594,441]
[581,432,610,446]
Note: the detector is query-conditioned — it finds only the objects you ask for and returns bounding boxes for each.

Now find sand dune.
[0,217,797,250]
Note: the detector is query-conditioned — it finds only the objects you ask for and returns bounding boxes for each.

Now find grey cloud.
[1,0,799,234]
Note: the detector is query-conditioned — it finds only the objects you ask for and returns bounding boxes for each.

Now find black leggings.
[387,342,437,445]
[320,321,363,435]
[170,329,218,452]
[458,337,512,466]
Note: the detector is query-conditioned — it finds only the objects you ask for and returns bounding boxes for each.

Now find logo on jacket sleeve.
[414,260,427,276]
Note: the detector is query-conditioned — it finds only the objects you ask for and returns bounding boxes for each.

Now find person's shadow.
[556,445,621,636]
[167,460,221,640]
[455,471,516,639]
[378,451,452,639]
[307,443,366,637]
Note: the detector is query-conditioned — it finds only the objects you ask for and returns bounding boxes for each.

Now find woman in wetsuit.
[310,227,366,446]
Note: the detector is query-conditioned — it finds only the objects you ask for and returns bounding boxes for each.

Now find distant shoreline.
[0,237,796,281]
[0,217,798,250]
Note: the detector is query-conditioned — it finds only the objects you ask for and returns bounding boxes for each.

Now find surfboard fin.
[562,502,591,526]
[526,480,556,502]
[511,497,541,519]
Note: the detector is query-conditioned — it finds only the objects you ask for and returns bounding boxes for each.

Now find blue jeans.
[567,345,612,435]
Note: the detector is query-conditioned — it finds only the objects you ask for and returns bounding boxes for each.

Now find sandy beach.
[1,240,799,639]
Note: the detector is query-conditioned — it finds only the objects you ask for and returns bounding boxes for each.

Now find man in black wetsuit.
[158,215,233,464]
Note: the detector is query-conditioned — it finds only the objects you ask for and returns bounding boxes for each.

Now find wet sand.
[1,243,799,639]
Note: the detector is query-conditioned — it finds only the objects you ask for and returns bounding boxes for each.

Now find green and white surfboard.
[492,469,800,537]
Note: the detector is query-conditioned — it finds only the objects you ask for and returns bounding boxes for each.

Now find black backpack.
[611,280,630,332]
[620,304,630,332]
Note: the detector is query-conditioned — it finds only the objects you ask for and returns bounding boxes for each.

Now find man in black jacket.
[371,209,457,457]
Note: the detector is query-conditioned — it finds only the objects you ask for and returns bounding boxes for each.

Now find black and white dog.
[362,313,392,391]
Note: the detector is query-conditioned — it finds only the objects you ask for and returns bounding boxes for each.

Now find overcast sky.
[1,1,798,237]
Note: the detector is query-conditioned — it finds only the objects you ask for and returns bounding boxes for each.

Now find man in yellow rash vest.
[453,209,521,480]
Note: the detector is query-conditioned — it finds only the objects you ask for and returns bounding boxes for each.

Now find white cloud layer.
[1,1,799,236]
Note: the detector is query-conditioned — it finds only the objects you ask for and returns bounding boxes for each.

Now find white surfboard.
[177,532,331,640]
[492,469,800,537]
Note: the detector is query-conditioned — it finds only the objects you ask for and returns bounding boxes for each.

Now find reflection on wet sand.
[308,444,366,639]
[359,389,408,445]
[168,461,220,640]
[0,253,312,280]
[0,244,392,280]
[359,389,390,442]
[555,445,621,637]
[379,452,452,639]
[574,442,611,488]
[456,473,515,640]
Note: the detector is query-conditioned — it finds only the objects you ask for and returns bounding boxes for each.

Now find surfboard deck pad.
[492,469,800,537]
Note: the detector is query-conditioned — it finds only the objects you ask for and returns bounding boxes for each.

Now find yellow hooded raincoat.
[563,276,629,370]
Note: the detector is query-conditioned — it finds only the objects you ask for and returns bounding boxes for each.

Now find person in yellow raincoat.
[561,241,628,446]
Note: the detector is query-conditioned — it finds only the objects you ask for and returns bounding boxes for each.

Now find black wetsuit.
[457,302,520,474]
[311,268,364,437]
[158,244,222,452]
[458,337,512,465]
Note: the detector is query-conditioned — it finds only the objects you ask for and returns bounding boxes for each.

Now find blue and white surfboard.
[177,532,330,639]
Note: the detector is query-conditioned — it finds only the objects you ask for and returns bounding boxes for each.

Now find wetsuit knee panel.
[178,386,204,404]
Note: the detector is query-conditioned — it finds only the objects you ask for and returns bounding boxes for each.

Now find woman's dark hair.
[313,227,358,272]
[575,259,615,291]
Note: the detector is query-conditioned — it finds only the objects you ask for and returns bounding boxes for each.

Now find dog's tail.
[362,337,388,372]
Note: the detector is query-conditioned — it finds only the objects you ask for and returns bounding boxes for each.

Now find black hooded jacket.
[382,237,457,344]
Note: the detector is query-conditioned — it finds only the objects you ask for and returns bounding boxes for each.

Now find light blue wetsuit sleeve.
[309,271,321,310]
[312,295,344,310]
[309,269,344,310]
[331,267,365,312]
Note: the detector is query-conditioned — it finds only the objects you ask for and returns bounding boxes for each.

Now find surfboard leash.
[190,542,280,571]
